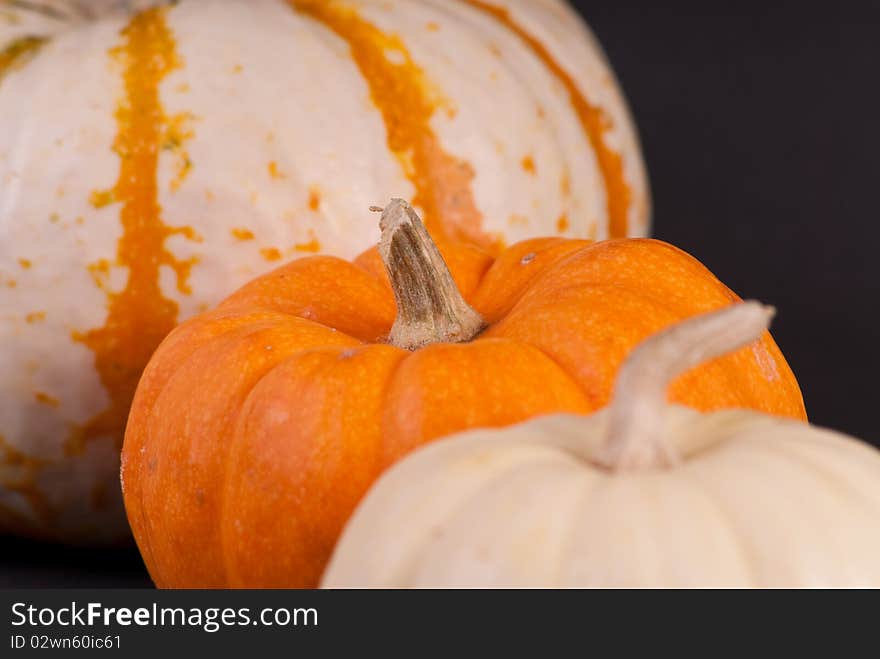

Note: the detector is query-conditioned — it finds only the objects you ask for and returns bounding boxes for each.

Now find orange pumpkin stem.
[596,301,776,471]
[377,199,485,350]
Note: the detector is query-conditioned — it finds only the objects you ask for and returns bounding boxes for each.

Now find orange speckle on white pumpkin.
[267,161,286,179]
[34,391,59,408]
[231,228,255,241]
[89,189,115,209]
[163,111,196,192]
[560,172,571,197]
[294,230,321,253]
[521,155,536,175]
[86,259,111,290]
[260,247,282,262]
[17,258,31,269]
[25,311,45,324]
[308,186,321,211]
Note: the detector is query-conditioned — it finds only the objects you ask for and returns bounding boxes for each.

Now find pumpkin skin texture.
[0,0,649,543]
[323,304,879,589]
[122,202,804,589]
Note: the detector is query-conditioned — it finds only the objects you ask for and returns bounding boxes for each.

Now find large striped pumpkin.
[0,0,649,543]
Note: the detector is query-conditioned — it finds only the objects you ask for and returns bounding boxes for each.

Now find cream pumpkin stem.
[376,199,485,350]
[597,301,775,471]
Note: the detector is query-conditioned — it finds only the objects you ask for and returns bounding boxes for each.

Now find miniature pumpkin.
[122,200,804,588]
[323,302,879,588]
[0,0,650,542]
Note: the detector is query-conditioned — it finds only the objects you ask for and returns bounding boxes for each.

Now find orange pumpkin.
[121,199,805,588]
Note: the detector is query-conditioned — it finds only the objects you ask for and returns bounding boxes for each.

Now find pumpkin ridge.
[460,0,632,238]
[220,308,367,346]
[427,455,587,586]
[290,0,488,247]
[512,295,716,407]
[482,241,600,314]
[488,239,734,324]
[551,472,604,587]
[222,342,406,587]
[380,336,591,459]
[376,338,416,456]
[671,466,760,585]
[219,347,338,588]
[493,240,694,312]
[136,319,294,586]
[393,453,565,585]
[481,244,805,419]
[119,310,269,579]
[741,433,880,515]
[215,254,397,342]
[403,0,573,205]
[469,238,592,322]
[685,444,833,584]
[140,319,359,587]
[515,337,605,411]
[755,436,880,580]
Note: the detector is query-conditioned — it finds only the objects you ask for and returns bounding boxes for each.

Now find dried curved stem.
[595,301,775,471]
[377,199,484,350]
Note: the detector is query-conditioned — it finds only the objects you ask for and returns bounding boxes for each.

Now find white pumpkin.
[0,0,649,542]
[323,302,880,588]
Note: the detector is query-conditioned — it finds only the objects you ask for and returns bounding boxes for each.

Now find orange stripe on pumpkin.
[462,0,632,238]
[291,0,488,247]
[71,7,197,455]
[0,35,46,82]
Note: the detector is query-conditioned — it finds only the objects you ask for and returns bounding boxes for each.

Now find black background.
[584,0,880,444]
[2,0,878,588]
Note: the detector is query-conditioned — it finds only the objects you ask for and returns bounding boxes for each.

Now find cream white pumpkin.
[323,303,880,588]
[0,0,649,542]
